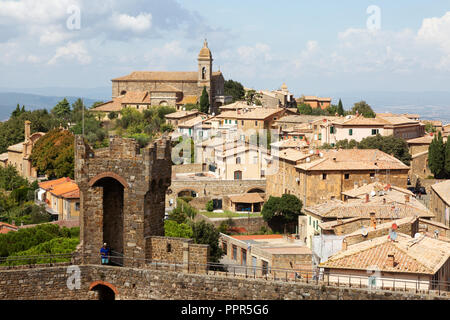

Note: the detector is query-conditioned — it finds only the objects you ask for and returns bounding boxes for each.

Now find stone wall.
[196,214,270,234]
[0,264,448,300]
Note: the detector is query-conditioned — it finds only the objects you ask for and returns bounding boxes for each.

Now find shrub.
[206,200,214,212]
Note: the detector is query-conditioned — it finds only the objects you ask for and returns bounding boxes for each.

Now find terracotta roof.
[229,193,265,204]
[320,233,450,275]
[165,110,200,119]
[337,116,388,126]
[431,180,450,205]
[263,246,312,255]
[343,216,417,238]
[295,149,409,171]
[271,139,308,149]
[91,99,123,112]
[232,234,284,241]
[380,116,421,126]
[151,84,182,93]
[304,199,433,219]
[49,180,79,198]
[303,96,332,102]
[276,148,310,162]
[233,108,285,120]
[7,142,24,153]
[178,95,198,105]
[112,70,221,82]
[39,177,72,190]
[219,101,253,111]
[121,91,151,104]
[407,135,434,145]
[276,115,340,124]
[342,182,414,198]
[0,222,18,230]
[178,116,211,128]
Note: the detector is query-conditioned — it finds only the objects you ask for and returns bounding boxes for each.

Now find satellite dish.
[306,157,311,163]
[414,233,421,239]
[361,227,368,237]
[309,150,314,155]
[319,153,324,158]
[370,190,376,197]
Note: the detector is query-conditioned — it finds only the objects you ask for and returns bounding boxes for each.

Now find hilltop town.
[0,40,449,301]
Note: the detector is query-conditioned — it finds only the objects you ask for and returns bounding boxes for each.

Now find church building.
[97,40,228,114]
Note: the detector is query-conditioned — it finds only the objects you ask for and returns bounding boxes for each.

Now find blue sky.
[1,0,450,97]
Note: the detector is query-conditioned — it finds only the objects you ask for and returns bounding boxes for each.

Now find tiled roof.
[229,193,265,204]
[380,116,421,126]
[304,198,433,219]
[165,110,200,119]
[178,116,211,128]
[7,142,24,153]
[121,91,151,104]
[232,234,284,241]
[178,95,198,105]
[343,216,417,238]
[407,135,434,145]
[320,233,450,275]
[341,182,414,198]
[271,139,308,149]
[219,101,253,110]
[39,177,72,190]
[151,84,182,93]
[91,99,123,112]
[295,149,409,171]
[276,115,340,124]
[217,108,284,120]
[276,148,310,162]
[431,180,450,205]
[49,180,79,198]
[337,116,388,126]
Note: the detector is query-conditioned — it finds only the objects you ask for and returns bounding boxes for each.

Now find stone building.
[430,180,450,228]
[0,121,45,180]
[266,149,410,207]
[110,40,227,114]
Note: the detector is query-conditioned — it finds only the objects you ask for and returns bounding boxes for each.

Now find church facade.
[109,40,228,113]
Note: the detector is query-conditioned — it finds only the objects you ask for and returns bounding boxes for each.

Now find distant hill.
[0,92,103,121]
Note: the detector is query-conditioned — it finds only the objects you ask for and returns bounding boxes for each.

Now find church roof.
[112,71,199,82]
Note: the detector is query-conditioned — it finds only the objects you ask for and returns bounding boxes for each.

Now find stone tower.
[198,39,213,108]
[75,135,172,267]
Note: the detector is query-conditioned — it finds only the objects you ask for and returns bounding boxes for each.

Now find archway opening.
[178,190,198,198]
[93,177,125,263]
[91,284,116,300]
[248,188,265,194]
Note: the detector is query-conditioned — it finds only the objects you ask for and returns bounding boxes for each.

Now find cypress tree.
[337,99,344,116]
[429,132,446,178]
[199,86,210,114]
[444,139,450,178]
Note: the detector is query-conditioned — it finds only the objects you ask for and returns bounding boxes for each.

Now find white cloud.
[48,41,91,65]
[112,12,153,33]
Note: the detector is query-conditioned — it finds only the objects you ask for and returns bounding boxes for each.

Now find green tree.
[51,98,71,124]
[351,101,376,118]
[298,103,313,115]
[224,79,245,103]
[337,99,345,116]
[31,129,75,179]
[444,139,450,177]
[245,89,262,106]
[262,194,303,227]
[191,220,223,263]
[164,220,193,238]
[200,86,210,114]
[206,200,214,212]
[428,131,446,178]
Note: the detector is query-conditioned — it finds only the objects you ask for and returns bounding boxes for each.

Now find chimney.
[370,212,376,229]
[342,239,348,251]
[387,253,395,268]
[383,198,386,204]
[365,194,370,203]
[405,195,410,203]
[24,120,31,141]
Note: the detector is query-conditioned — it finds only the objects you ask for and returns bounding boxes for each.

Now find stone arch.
[92,176,125,258]
[177,189,198,198]
[89,281,118,300]
[247,188,265,194]
[89,172,128,189]
[160,101,168,106]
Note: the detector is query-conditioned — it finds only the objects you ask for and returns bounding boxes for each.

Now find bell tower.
[198,39,213,88]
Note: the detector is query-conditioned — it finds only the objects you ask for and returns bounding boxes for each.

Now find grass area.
[200,210,262,218]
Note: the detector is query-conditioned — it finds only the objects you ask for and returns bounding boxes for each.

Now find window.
[322,173,327,180]
[241,249,247,265]
[261,170,265,178]
[167,243,172,253]
[241,120,244,126]
[232,245,237,260]
[235,120,238,125]
[345,173,350,180]
[234,171,242,180]
[255,121,258,127]
[370,173,375,178]
[318,133,322,140]
[236,157,241,164]
[330,126,335,134]
[371,129,379,135]
[349,129,353,136]
[309,216,311,225]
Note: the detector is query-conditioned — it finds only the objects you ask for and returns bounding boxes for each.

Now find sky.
[1,0,450,97]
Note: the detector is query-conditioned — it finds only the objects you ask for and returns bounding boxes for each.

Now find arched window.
[236,157,241,165]
[202,67,206,80]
